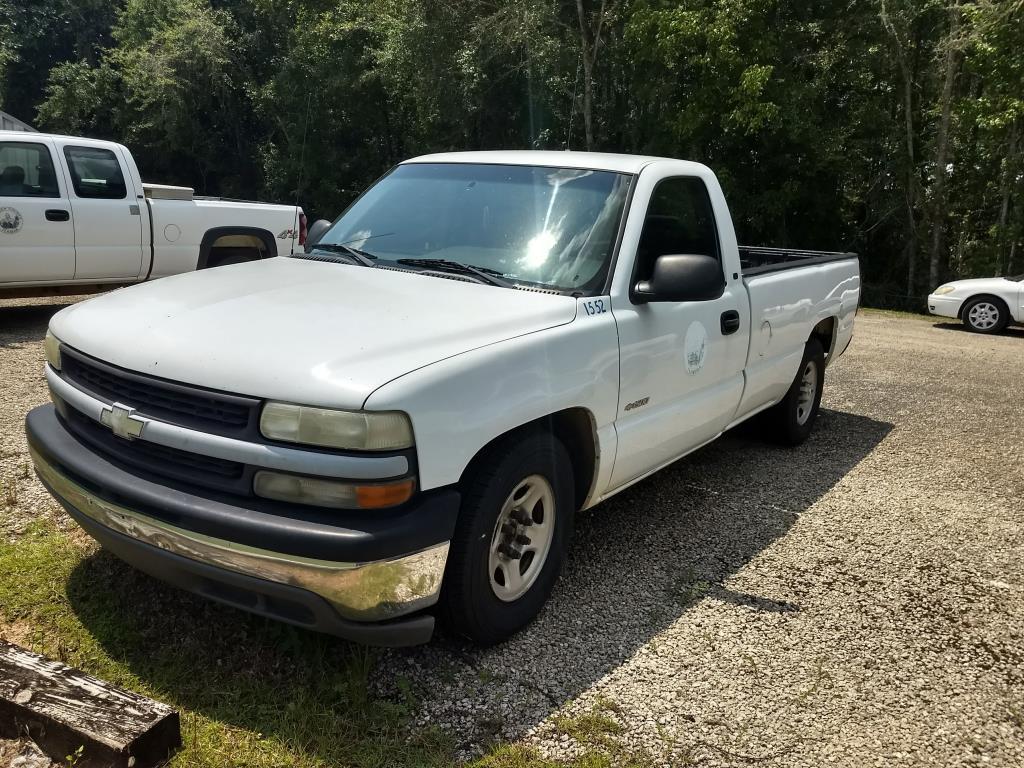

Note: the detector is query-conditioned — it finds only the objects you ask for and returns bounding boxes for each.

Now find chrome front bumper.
[30,444,448,624]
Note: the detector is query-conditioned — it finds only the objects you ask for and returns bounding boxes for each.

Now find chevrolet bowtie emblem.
[99,402,147,440]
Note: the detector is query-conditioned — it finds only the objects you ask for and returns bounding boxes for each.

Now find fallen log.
[0,641,181,767]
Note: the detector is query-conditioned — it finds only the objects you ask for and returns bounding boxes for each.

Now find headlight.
[259,402,414,451]
[44,330,62,370]
[253,471,416,509]
[933,285,956,296]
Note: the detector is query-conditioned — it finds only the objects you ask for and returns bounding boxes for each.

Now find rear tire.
[761,338,825,446]
[439,432,574,645]
[962,296,1009,334]
[206,247,262,268]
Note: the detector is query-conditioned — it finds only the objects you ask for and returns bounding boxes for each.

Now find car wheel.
[206,247,262,268]
[761,338,826,446]
[962,297,1009,334]
[439,432,574,645]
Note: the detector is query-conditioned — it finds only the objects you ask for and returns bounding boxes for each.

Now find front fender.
[363,314,620,492]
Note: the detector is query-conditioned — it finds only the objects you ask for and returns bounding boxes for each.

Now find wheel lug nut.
[514,534,531,546]
[499,543,523,560]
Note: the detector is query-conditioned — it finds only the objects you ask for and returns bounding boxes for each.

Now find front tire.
[439,432,574,645]
[962,297,1009,334]
[762,338,826,446]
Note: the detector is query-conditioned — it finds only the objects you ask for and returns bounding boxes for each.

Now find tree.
[8,0,1023,302]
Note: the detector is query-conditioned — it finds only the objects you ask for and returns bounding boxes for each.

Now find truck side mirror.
[304,219,333,253]
[633,253,726,303]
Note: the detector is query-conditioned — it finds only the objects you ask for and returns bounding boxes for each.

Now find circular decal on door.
[0,207,23,234]
[684,322,708,375]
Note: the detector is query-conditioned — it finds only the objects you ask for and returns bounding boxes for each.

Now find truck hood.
[51,258,578,409]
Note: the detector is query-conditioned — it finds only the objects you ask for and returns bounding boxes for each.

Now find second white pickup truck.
[0,131,304,296]
[28,151,860,646]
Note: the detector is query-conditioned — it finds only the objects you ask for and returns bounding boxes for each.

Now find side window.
[636,177,719,281]
[0,142,60,198]
[63,146,127,199]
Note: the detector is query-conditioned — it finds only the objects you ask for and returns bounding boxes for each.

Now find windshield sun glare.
[313,163,632,293]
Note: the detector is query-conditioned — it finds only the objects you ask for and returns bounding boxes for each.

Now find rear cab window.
[0,142,60,198]
[63,146,128,199]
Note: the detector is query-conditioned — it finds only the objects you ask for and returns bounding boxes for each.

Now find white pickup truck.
[28,151,860,646]
[0,131,304,296]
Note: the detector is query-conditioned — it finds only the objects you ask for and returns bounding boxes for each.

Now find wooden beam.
[0,641,181,767]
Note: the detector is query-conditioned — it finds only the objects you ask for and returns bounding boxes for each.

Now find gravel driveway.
[385,311,1024,766]
[1,299,1021,767]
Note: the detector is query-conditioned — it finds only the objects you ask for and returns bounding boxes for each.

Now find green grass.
[0,521,674,767]
[0,521,453,768]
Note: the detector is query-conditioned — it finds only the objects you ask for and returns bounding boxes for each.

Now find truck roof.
[404,150,705,175]
[0,130,127,152]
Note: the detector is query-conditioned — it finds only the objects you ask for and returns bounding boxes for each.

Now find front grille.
[61,347,259,438]
[64,407,249,495]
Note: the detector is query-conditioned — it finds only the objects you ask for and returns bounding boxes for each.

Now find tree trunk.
[880,0,920,295]
[580,50,594,150]
[927,1,962,289]
[997,119,1019,274]
[898,51,918,295]
[575,0,611,151]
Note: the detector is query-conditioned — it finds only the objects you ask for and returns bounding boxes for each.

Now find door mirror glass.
[634,253,725,303]
[305,219,332,252]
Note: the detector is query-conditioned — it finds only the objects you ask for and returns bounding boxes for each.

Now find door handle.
[721,310,741,335]
[45,209,70,222]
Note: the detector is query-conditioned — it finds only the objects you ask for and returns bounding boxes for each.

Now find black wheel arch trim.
[198,226,277,269]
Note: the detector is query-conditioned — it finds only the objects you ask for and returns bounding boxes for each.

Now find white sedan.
[928,275,1023,334]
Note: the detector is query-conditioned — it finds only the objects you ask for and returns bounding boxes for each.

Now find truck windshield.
[312,163,632,293]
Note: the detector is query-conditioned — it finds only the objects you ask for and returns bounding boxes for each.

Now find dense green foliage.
[1,0,1021,304]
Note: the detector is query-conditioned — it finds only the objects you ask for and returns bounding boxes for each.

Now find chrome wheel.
[795,360,818,426]
[967,301,999,331]
[488,474,555,602]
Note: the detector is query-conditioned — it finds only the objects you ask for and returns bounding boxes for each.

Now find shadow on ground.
[0,301,81,346]
[932,321,1024,339]
[65,408,893,761]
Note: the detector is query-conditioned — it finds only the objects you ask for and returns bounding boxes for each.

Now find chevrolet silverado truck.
[27,152,860,646]
[0,131,304,297]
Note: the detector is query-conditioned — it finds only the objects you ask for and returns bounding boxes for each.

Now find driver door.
[609,176,749,490]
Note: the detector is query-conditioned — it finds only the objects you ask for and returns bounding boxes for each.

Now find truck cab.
[0,131,302,296]
[28,151,859,646]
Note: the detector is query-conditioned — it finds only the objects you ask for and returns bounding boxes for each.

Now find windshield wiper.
[396,258,513,288]
[309,242,377,267]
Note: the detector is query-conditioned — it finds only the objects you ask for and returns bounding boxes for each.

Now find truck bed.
[739,246,858,276]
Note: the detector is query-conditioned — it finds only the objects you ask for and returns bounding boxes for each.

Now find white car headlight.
[933,285,956,296]
[259,402,414,451]
[44,330,62,370]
